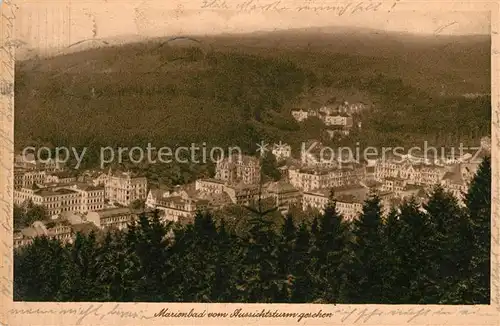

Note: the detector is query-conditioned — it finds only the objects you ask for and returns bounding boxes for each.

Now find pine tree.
[211,219,238,302]
[168,211,219,302]
[189,211,219,301]
[396,198,435,303]
[276,214,296,302]
[310,215,320,239]
[342,194,385,303]
[126,210,172,301]
[58,232,104,301]
[423,186,467,303]
[261,152,281,181]
[312,191,350,303]
[168,222,196,301]
[380,207,404,303]
[236,212,281,302]
[290,221,314,302]
[25,201,48,223]
[14,236,68,301]
[95,230,141,301]
[464,156,491,303]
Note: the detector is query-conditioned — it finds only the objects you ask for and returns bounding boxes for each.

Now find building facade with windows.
[105,171,148,206]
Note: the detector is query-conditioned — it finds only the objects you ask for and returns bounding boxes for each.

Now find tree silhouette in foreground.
[13,157,491,303]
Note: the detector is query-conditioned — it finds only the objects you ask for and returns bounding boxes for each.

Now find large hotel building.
[105,171,148,206]
[14,183,105,217]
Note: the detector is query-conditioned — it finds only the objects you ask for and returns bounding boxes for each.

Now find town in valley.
[12,98,491,247]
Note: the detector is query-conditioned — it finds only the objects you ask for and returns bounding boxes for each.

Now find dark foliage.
[15,35,490,186]
[14,158,491,303]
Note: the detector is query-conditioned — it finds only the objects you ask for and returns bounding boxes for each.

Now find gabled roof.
[148,188,169,201]
[304,188,331,197]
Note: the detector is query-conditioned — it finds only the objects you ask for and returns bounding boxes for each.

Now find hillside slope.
[15,28,491,160]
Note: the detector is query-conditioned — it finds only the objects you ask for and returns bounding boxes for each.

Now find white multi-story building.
[45,171,76,184]
[291,109,309,122]
[288,166,364,192]
[86,207,138,231]
[374,159,447,187]
[14,183,105,217]
[272,142,292,161]
[66,183,105,213]
[105,171,148,206]
[92,172,109,186]
[153,194,209,223]
[323,114,353,127]
[302,188,364,220]
[37,158,66,172]
[14,169,46,189]
[264,181,301,215]
[14,185,82,218]
[381,177,407,194]
[195,178,226,194]
[14,153,37,170]
[215,155,261,185]
[222,183,259,206]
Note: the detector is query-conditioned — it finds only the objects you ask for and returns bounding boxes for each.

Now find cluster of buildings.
[13,157,149,248]
[12,134,490,248]
[291,100,366,137]
[146,155,266,220]
[13,207,149,248]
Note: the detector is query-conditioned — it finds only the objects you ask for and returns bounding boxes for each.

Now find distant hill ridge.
[17,26,490,61]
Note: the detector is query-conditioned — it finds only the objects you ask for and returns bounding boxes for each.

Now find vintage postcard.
[0,0,499,325]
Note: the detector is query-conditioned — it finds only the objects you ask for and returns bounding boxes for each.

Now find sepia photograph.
[4,0,494,314]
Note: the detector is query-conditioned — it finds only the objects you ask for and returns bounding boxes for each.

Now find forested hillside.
[15,29,491,169]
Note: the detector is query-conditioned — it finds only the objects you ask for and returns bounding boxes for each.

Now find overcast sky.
[14,1,492,54]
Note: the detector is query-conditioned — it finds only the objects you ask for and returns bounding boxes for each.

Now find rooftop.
[36,188,78,197]
[266,181,298,194]
[94,207,132,218]
[385,177,406,182]
[148,188,170,200]
[197,178,226,184]
[66,182,105,191]
[225,182,259,191]
[336,194,363,204]
[110,170,147,179]
[304,188,332,197]
[218,154,260,165]
[404,184,424,191]
[328,113,351,118]
[48,171,74,178]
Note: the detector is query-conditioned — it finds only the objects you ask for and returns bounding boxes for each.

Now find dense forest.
[15,30,490,156]
[14,157,491,303]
